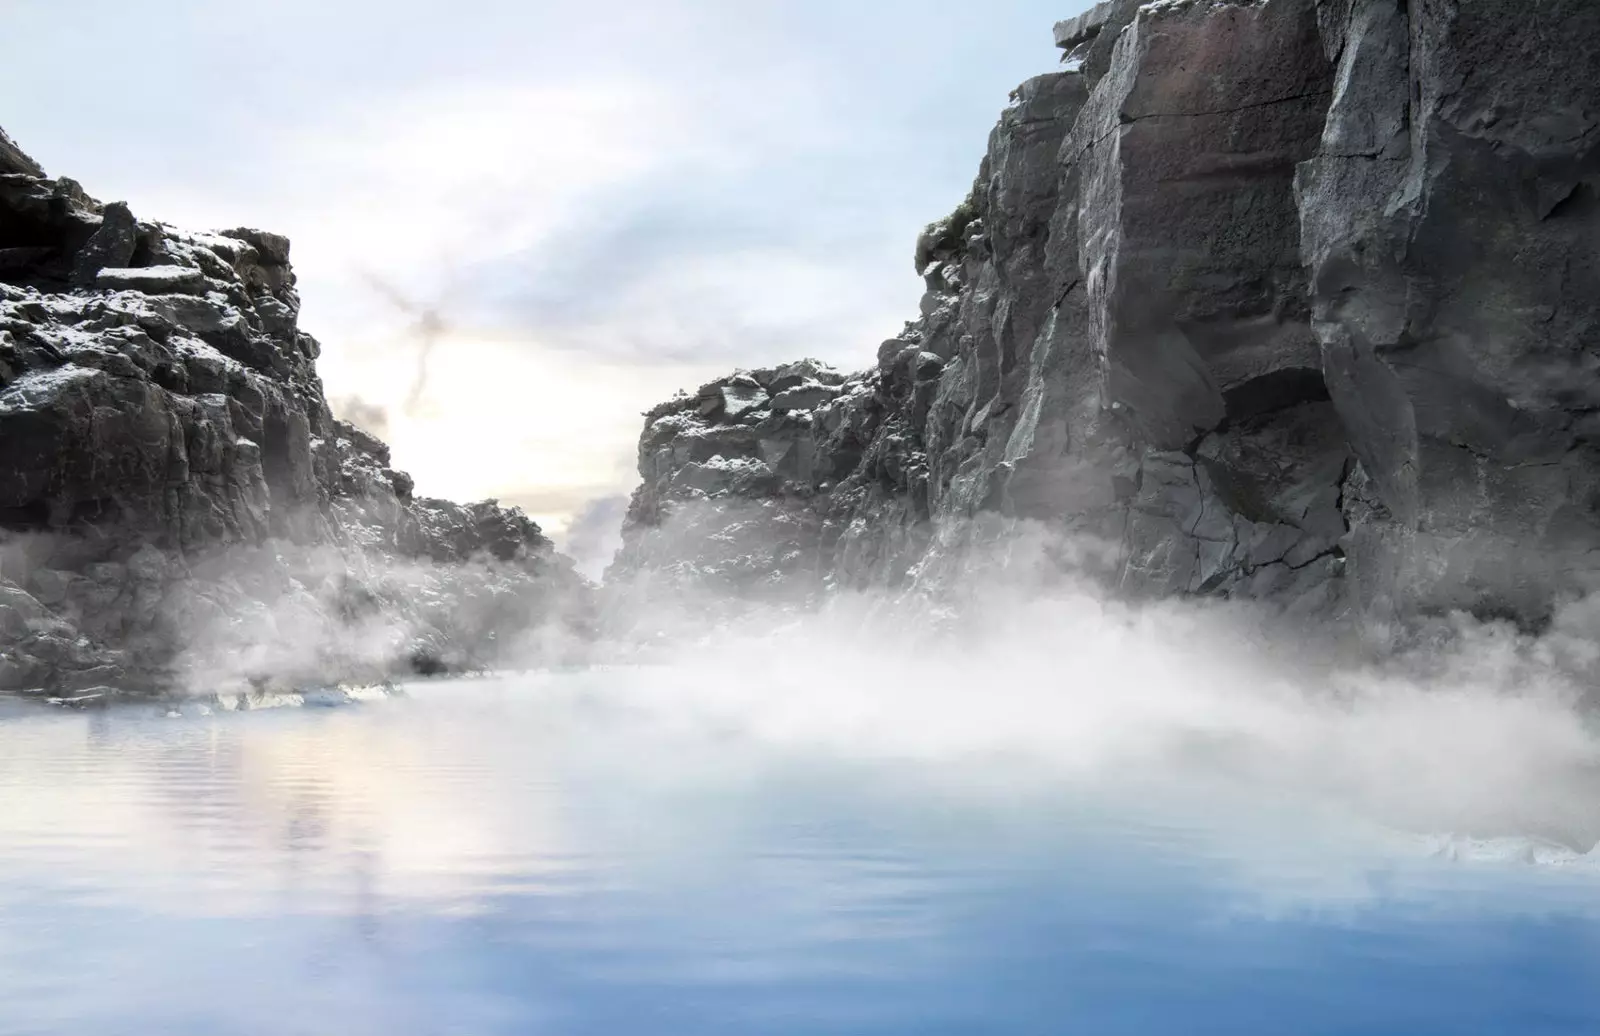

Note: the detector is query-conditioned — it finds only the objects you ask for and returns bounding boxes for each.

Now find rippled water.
[4,672,1600,1035]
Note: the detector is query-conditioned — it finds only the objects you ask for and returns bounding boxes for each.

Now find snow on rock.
[95,265,207,294]
[0,131,593,698]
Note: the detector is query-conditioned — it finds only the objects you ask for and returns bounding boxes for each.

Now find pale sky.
[3,0,1089,569]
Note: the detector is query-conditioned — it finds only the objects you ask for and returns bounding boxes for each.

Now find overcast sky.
[3,0,1089,567]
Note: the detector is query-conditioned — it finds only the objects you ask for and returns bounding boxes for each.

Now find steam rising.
[560,495,630,579]
[160,538,592,696]
[585,512,1600,854]
[12,469,1600,859]
[330,393,391,439]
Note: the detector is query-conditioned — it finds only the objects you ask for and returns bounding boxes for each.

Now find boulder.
[70,201,138,286]
[719,378,768,419]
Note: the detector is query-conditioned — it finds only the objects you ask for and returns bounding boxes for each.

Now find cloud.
[127,77,691,319]
[110,80,727,518]
[329,395,391,440]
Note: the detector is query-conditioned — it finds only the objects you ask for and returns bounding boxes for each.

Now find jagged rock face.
[610,360,871,600]
[1073,0,1348,606]
[0,133,589,697]
[619,0,1600,631]
[1301,0,1600,624]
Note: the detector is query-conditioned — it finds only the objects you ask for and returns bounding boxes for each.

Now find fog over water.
[6,654,1600,1035]
[10,528,1600,1033]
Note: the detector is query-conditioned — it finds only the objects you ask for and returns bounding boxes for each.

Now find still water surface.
[3,672,1600,1035]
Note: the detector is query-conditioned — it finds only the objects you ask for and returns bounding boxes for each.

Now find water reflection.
[2,675,1600,1035]
[0,689,583,918]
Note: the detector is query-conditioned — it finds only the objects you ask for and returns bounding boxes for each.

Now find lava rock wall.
[619,0,1600,631]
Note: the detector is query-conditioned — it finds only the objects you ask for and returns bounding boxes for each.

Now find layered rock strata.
[618,0,1600,632]
[0,131,589,699]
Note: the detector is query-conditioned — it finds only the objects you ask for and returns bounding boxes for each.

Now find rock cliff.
[617,0,1600,634]
[0,129,589,700]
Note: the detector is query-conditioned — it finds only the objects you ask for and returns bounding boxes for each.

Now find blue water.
[3,674,1600,1035]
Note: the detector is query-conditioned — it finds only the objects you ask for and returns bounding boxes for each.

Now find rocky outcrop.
[618,0,1600,633]
[0,132,590,700]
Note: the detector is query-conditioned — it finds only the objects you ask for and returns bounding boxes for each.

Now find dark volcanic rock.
[70,201,138,286]
[618,0,1600,633]
[0,127,42,178]
[1300,0,1600,625]
[0,130,591,697]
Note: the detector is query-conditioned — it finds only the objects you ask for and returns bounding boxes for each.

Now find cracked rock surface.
[0,134,591,700]
[618,0,1600,631]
